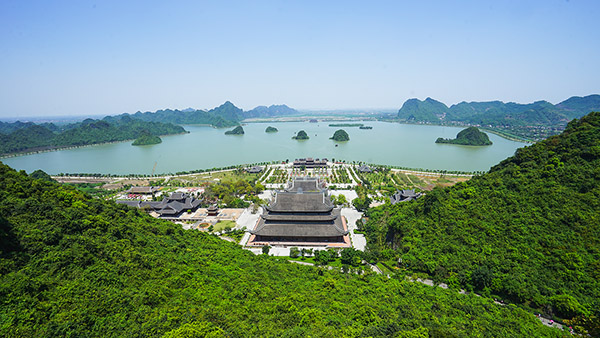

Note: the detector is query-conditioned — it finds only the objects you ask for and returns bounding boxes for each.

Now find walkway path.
[341,207,366,251]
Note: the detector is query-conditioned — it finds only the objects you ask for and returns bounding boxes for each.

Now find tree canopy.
[0,162,563,336]
[330,129,350,141]
[365,112,600,327]
[292,130,309,140]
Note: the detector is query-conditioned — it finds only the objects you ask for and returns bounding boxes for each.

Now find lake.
[1,121,529,175]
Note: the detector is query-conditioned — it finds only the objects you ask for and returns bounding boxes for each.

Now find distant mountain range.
[243,104,300,118]
[113,102,300,127]
[397,95,600,127]
[0,102,300,155]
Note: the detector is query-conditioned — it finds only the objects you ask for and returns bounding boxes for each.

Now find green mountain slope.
[0,117,184,155]
[366,112,600,323]
[397,95,599,140]
[0,163,561,337]
[397,97,449,122]
[555,94,600,119]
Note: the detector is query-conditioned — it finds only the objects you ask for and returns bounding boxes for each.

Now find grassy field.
[213,220,237,231]
[168,170,262,186]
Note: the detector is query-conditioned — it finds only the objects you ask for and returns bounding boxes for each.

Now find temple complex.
[248,177,350,248]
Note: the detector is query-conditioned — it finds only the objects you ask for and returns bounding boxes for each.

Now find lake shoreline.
[0,132,188,159]
[2,121,527,175]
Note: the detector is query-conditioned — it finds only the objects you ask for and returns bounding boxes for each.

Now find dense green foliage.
[0,162,564,336]
[555,94,600,119]
[436,127,492,146]
[330,129,350,141]
[132,132,162,146]
[397,98,449,123]
[0,121,60,134]
[365,112,600,324]
[29,169,55,182]
[265,126,278,133]
[292,130,309,140]
[0,116,184,155]
[224,126,244,135]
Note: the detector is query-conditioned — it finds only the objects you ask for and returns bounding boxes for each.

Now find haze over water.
[1,122,528,175]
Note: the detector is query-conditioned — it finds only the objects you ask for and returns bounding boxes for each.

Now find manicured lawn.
[213,220,237,231]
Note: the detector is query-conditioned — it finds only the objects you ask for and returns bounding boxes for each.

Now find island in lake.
[330,129,349,141]
[265,126,278,133]
[224,126,245,135]
[329,123,364,127]
[132,132,162,146]
[359,126,373,130]
[436,127,492,146]
[292,130,309,140]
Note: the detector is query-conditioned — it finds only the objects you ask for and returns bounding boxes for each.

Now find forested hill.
[365,112,600,331]
[0,163,562,336]
[397,94,600,139]
[0,116,184,155]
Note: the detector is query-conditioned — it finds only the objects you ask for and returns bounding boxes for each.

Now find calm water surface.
[2,121,529,175]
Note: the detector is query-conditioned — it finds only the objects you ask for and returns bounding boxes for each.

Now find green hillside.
[0,163,562,337]
[396,95,600,140]
[397,97,448,122]
[0,116,184,155]
[365,113,600,329]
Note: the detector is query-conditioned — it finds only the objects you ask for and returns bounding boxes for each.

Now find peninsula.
[132,132,162,146]
[436,127,492,146]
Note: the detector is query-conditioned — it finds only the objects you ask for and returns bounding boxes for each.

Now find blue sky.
[1,0,599,117]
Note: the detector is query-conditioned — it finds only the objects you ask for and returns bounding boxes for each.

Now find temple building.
[117,192,201,218]
[293,158,328,168]
[248,178,350,247]
[390,189,422,204]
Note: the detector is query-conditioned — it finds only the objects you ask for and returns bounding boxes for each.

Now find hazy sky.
[1,0,599,118]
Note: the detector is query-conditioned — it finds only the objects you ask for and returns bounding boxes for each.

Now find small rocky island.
[265,126,278,133]
[292,130,309,140]
[359,126,373,130]
[330,129,349,141]
[132,132,162,146]
[436,127,492,146]
[225,126,245,135]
